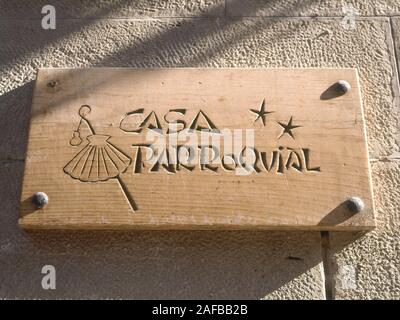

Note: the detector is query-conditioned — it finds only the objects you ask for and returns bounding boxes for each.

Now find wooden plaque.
[19,68,375,230]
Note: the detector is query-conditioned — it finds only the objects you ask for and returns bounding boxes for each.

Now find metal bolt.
[32,192,49,209]
[336,80,351,94]
[346,196,364,213]
[47,80,58,88]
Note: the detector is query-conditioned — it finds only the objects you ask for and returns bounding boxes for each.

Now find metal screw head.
[32,192,49,209]
[336,80,351,94]
[47,80,58,88]
[347,196,364,213]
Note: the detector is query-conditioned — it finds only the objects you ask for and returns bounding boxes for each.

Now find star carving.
[249,98,274,126]
[277,116,301,139]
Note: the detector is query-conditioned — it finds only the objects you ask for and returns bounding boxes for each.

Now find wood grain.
[19,68,375,230]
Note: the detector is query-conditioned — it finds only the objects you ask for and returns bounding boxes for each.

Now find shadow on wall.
[16,230,324,299]
[0,82,34,160]
[0,0,302,160]
[0,0,366,299]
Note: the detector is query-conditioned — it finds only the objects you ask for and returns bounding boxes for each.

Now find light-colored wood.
[19,68,375,230]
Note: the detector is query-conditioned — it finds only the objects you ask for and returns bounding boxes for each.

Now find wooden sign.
[19,68,375,230]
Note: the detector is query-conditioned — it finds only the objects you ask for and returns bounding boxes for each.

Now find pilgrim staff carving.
[64,105,137,213]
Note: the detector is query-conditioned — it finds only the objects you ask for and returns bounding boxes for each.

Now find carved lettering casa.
[119,108,219,134]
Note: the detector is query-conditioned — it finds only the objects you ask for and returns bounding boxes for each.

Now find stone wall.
[0,0,399,299]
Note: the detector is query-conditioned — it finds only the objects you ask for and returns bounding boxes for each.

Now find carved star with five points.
[277,116,301,139]
[249,98,274,126]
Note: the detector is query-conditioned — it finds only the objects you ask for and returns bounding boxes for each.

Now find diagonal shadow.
[0,0,366,299]
[0,0,225,68]
[0,0,316,161]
